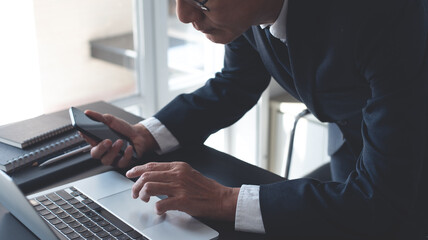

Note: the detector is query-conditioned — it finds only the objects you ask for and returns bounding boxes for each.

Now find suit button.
[338,120,348,126]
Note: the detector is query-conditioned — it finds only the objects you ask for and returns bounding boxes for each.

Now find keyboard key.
[52,208,64,215]
[78,216,90,223]
[66,232,81,239]
[97,220,109,227]
[43,214,56,220]
[61,204,73,210]
[116,234,130,240]
[72,212,85,219]
[66,208,78,214]
[90,215,103,222]
[68,198,80,205]
[34,205,45,211]
[83,221,97,228]
[90,226,102,233]
[71,191,81,197]
[74,203,85,209]
[56,190,74,200]
[103,224,116,232]
[110,229,123,237]
[47,193,61,202]
[80,230,94,238]
[85,211,97,218]
[102,236,115,240]
[47,204,58,210]
[127,230,142,239]
[38,209,50,216]
[80,206,91,213]
[57,212,70,219]
[29,199,39,206]
[97,209,132,233]
[87,203,100,210]
[36,196,48,202]
[62,216,75,224]
[82,199,93,204]
[61,227,74,234]
[95,230,109,238]
[41,199,53,206]
[74,225,88,233]
[55,222,68,230]
[56,199,66,206]
[69,221,81,228]
[86,237,99,240]
[49,217,62,225]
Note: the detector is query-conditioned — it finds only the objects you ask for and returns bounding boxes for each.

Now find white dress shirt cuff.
[235,185,266,233]
[140,117,180,155]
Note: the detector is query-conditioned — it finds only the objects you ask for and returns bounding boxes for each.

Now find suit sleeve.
[154,32,271,146]
[260,0,428,238]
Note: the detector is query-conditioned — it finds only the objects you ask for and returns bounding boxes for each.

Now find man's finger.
[85,110,134,138]
[100,140,123,166]
[138,182,175,202]
[155,197,181,215]
[130,170,175,199]
[90,139,112,159]
[84,110,105,123]
[103,114,135,138]
[117,145,134,168]
[126,162,175,178]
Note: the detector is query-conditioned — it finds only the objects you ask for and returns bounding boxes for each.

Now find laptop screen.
[0,170,61,240]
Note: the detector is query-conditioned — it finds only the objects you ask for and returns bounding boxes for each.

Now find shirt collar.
[260,0,289,43]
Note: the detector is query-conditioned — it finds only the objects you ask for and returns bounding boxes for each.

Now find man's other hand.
[81,110,159,168]
[126,162,239,221]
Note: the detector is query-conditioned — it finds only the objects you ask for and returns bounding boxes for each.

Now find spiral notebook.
[0,113,73,149]
[0,131,87,173]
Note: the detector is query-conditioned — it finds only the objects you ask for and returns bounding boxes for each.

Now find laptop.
[0,170,219,240]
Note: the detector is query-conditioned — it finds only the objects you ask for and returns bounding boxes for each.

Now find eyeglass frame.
[193,0,209,11]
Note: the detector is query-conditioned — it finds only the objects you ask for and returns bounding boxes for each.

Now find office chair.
[284,108,331,181]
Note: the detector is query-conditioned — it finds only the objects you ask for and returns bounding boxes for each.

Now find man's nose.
[176,0,203,24]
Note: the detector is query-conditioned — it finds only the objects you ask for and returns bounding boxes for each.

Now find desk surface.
[0,145,284,240]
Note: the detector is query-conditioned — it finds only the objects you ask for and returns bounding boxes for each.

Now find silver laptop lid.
[0,170,61,240]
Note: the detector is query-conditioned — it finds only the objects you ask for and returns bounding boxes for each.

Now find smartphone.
[69,107,137,159]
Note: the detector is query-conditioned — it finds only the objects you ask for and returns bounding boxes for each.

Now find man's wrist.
[134,123,159,152]
[219,187,240,221]
[140,117,180,154]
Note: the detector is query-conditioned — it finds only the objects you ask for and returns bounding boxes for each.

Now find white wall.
[33,0,135,113]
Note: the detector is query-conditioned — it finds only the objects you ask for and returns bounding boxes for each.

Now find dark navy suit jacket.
[155,0,428,238]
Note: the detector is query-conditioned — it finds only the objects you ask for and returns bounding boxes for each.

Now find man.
[84,0,428,238]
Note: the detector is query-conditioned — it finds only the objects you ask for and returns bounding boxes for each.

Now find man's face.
[176,0,262,44]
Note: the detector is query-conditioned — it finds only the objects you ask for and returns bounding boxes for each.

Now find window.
[0,0,138,125]
[0,0,266,168]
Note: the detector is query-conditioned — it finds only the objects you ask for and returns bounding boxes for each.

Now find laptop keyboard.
[29,187,148,240]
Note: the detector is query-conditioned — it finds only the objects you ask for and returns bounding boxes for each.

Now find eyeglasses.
[186,0,210,11]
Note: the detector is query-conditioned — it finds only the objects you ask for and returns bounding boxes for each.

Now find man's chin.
[204,33,238,45]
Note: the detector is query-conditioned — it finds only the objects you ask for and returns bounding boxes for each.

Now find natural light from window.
[0,1,43,125]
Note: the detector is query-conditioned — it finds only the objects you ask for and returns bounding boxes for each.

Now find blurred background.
[0,0,329,179]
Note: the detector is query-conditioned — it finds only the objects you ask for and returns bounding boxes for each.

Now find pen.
[39,145,92,167]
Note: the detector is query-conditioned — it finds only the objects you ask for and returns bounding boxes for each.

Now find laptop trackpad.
[98,189,219,239]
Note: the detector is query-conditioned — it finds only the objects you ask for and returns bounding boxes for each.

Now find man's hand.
[126,162,240,221]
[81,110,159,168]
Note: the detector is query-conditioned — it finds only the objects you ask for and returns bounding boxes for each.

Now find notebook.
[0,113,72,149]
[0,131,87,172]
[0,170,219,240]
[0,101,144,173]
